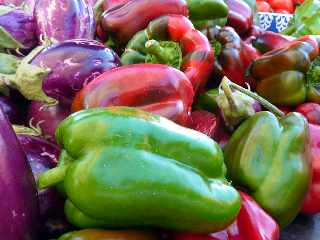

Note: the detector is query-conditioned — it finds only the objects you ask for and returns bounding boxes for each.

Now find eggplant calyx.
[0,26,24,49]
[12,61,56,104]
[13,124,42,137]
[9,45,57,104]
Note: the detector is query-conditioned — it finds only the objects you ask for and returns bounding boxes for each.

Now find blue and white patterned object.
[258,12,293,33]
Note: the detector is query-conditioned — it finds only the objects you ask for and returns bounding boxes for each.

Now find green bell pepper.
[38,107,240,233]
[187,0,228,21]
[223,93,311,227]
[58,229,161,240]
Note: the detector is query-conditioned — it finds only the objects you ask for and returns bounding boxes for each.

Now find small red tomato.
[274,9,291,14]
[293,0,305,5]
[257,0,272,12]
[268,0,294,13]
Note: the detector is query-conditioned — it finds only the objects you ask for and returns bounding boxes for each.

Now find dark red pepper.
[189,110,230,148]
[252,31,294,53]
[203,26,260,87]
[173,192,279,240]
[296,102,320,214]
[225,0,253,36]
[100,0,188,45]
[72,64,194,126]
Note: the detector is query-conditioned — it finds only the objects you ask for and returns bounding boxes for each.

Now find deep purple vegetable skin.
[30,39,121,105]
[0,109,39,239]
[0,95,21,124]
[34,0,96,42]
[0,6,37,49]
[28,101,70,142]
[17,134,61,218]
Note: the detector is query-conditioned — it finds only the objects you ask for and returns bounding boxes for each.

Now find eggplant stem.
[221,77,285,118]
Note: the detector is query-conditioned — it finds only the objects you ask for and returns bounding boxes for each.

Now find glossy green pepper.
[58,229,161,240]
[248,36,320,106]
[187,0,228,21]
[38,107,240,233]
[224,110,311,227]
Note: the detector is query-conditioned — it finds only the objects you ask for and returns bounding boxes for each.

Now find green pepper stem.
[37,165,68,189]
[221,77,285,118]
[220,79,239,112]
[145,40,172,64]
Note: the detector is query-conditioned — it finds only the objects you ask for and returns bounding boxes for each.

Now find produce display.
[0,0,319,239]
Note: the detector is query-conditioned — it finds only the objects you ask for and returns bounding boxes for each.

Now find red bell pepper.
[189,110,230,148]
[296,102,320,214]
[174,192,279,240]
[225,0,253,35]
[203,26,260,87]
[100,0,189,45]
[252,31,294,54]
[72,64,194,126]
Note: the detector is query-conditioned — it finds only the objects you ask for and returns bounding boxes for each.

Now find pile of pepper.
[0,0,319,239]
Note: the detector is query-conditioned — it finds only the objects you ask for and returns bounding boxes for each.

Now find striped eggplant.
[34,0,96,43]
[2,39,121,105]
[0,5,36,49]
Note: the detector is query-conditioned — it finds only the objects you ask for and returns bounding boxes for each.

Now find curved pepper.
[174,191,279,240]
[72,64,194,126]
[100,0,188,45]
[248,36,320,106]
[224,109,311,227]
[38,107,241,233]
[187,0,228,21]
[225,0,253,35]
[121,15,214,93]
[203,26,260,87]
[251,31,293,54]
[296,103,320,214]
[58,229,161,240]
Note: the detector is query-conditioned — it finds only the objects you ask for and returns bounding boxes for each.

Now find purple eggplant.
[15,128,61,218]
[34,0,95,43]
[28,101,70,142]
[15,127,73,238]
[0,109,39,239]
[0,0,36,13]
[0,39,121,105]
[0,95,22,124]
[0,5,37,49]
[6,39,121,105]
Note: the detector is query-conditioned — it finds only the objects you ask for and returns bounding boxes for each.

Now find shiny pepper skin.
[100,0,188,45]
[72,64,194,126]
[121,15,214,93]
[224,111,311,227]
[38,107,241,233]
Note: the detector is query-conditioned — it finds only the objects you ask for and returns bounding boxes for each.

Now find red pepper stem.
[145,40,172,64]
[220,78,239,112]
[221,77,285,118]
